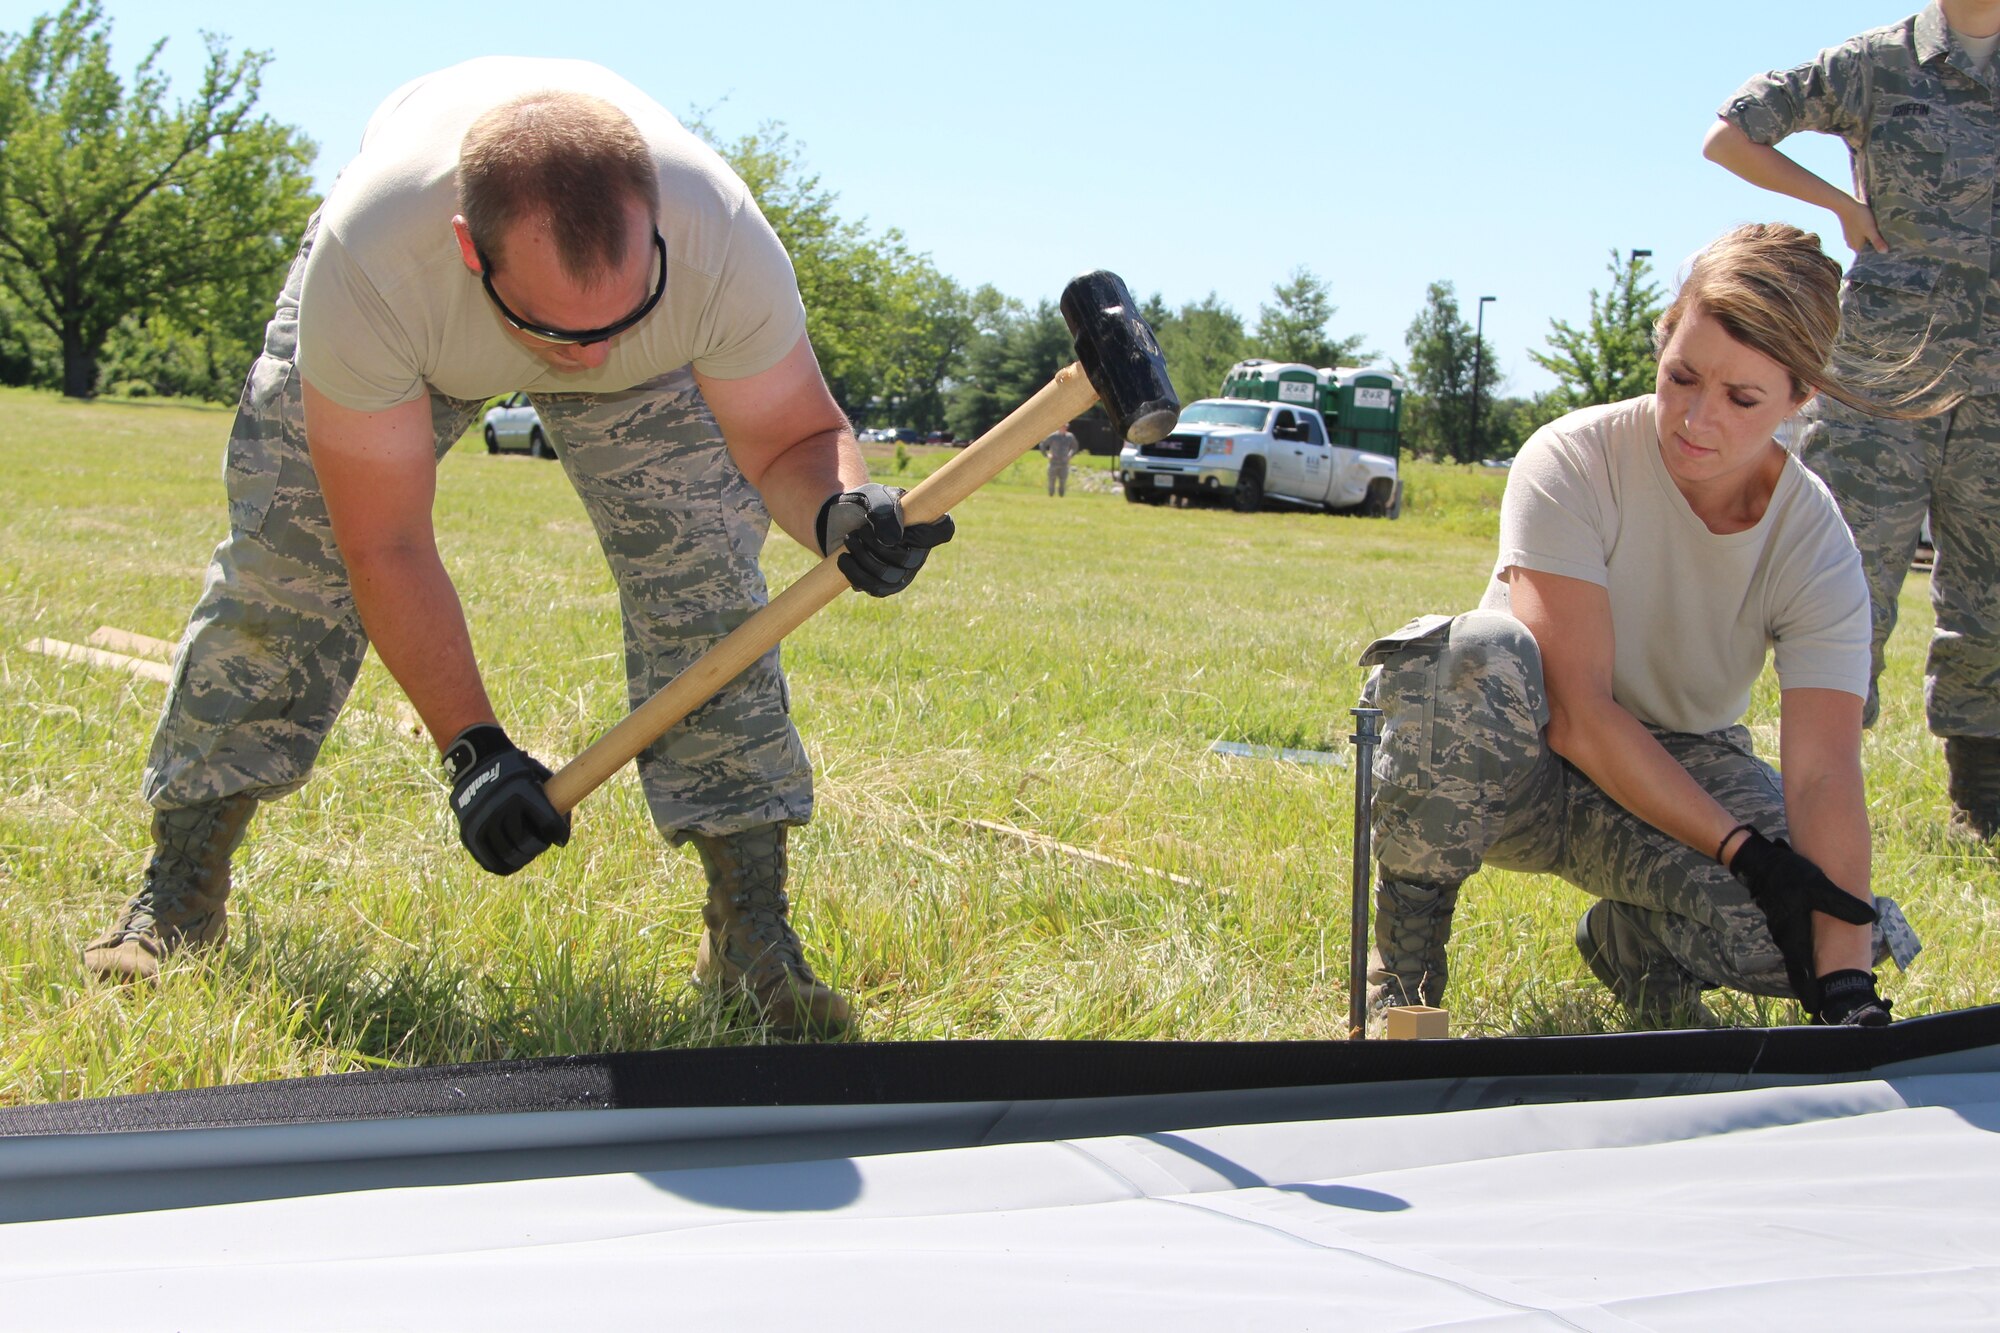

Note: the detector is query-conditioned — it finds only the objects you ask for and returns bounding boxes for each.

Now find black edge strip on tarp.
[5,1003,1997,1138]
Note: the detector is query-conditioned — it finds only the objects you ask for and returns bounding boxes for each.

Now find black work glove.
[815,483,955,597]
[443,723,571,876]
[1728,828,1878,1012]
[1814,969,1894,1027]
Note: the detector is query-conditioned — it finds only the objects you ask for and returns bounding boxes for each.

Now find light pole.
[1468,295,1496,462]
[1627,249,1652,307]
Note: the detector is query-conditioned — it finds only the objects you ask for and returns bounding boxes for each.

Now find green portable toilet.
[1222,359,1320,409]
[1331,366,1404,459]
[1312,367,1343,422]
[1220,358,1270,400]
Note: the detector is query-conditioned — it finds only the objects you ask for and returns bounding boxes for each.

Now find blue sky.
[36,0,1908,394]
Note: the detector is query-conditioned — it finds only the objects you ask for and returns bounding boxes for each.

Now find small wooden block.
[1384,1006,1450,1040]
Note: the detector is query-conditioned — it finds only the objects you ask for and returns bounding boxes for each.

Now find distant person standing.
[1706,0,2000,836]
[1042,426,1079,497]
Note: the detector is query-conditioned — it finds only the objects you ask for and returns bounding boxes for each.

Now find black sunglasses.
[477,231,667,345]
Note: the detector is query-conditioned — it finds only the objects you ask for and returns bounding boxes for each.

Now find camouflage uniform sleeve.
[1719,38,1871,147]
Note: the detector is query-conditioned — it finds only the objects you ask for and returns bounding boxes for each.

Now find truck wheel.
[1231,463,1265,513]
[1123,480,1149,504]
[1364,477,1399,518]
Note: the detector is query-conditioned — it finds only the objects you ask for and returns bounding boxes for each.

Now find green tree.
[944,292,1072,442]
[1529,250,1664,413]
[1149,291,1249,407]
[710,121,969,429]
[874,265,977,431]
[0,2,316,397]
[1402,279,1503,463]
[1482,394,1565,461]
[0,286,53,385]
[1252,266,1371,368]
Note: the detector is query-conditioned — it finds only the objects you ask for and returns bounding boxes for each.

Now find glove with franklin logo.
[443,723,571,875]
[815,482,955,597]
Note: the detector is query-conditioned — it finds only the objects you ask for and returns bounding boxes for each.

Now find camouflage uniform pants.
[141,215,813,840]
[1046,456,1069,496]
[1801,392,2000,737]
[1358,609,1796,996]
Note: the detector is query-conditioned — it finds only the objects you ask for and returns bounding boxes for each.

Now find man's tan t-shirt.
[296,57,807,411]
[1478,396,1869,735]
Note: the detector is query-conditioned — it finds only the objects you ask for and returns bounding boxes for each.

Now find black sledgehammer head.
[1059,270,1180,445]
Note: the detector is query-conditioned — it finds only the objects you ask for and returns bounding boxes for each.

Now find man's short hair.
[458,91,660,282]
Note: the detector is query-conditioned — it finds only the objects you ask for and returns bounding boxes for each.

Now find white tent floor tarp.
[6,1068,2000,1330]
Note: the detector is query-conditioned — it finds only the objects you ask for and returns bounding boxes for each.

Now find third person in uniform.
[1706,0,2000,836]
[1042,425,1079,498]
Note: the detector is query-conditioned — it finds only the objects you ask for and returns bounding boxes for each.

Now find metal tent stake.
[1348,707,1384,1040]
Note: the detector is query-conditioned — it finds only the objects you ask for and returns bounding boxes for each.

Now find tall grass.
[0,388,1988,1103]
[1398,460,1511,538]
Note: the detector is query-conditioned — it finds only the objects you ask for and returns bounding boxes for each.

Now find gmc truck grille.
[1139,433,1202,459]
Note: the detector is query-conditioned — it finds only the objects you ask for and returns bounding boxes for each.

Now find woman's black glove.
[1728,828,1878,1012]
[815,483,955,597]
[443,724,571,876]
[1814,969,1894,1027]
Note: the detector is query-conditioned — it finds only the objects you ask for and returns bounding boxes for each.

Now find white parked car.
[482,392,556,459]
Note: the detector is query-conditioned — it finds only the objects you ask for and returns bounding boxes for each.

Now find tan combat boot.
[83,794,259,982]
[1365,877,1459,1022]
[689,824,853,1039]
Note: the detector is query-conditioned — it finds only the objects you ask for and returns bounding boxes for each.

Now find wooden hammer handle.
[542,361,1101,814]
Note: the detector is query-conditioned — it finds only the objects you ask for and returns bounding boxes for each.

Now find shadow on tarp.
[1143,1131,1410,1213]
[3,1005,1998,1224]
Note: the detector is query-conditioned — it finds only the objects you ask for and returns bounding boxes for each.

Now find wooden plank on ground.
[33,629,426,738]
[87,626,176,660]
[955,816,1204,890]
[26,638,174,684]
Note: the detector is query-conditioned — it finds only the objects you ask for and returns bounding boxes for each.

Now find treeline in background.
[0,3,1665,463]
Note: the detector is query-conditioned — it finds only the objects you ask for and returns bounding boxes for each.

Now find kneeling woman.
[1362,223,1917,1029]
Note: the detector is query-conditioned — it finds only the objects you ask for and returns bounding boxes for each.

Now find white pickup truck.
[1116,398,1401,517]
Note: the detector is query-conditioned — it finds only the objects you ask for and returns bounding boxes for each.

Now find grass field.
[1,386,1993,1105]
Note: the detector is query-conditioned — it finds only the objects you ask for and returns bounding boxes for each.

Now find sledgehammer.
[542,270,1178,815]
